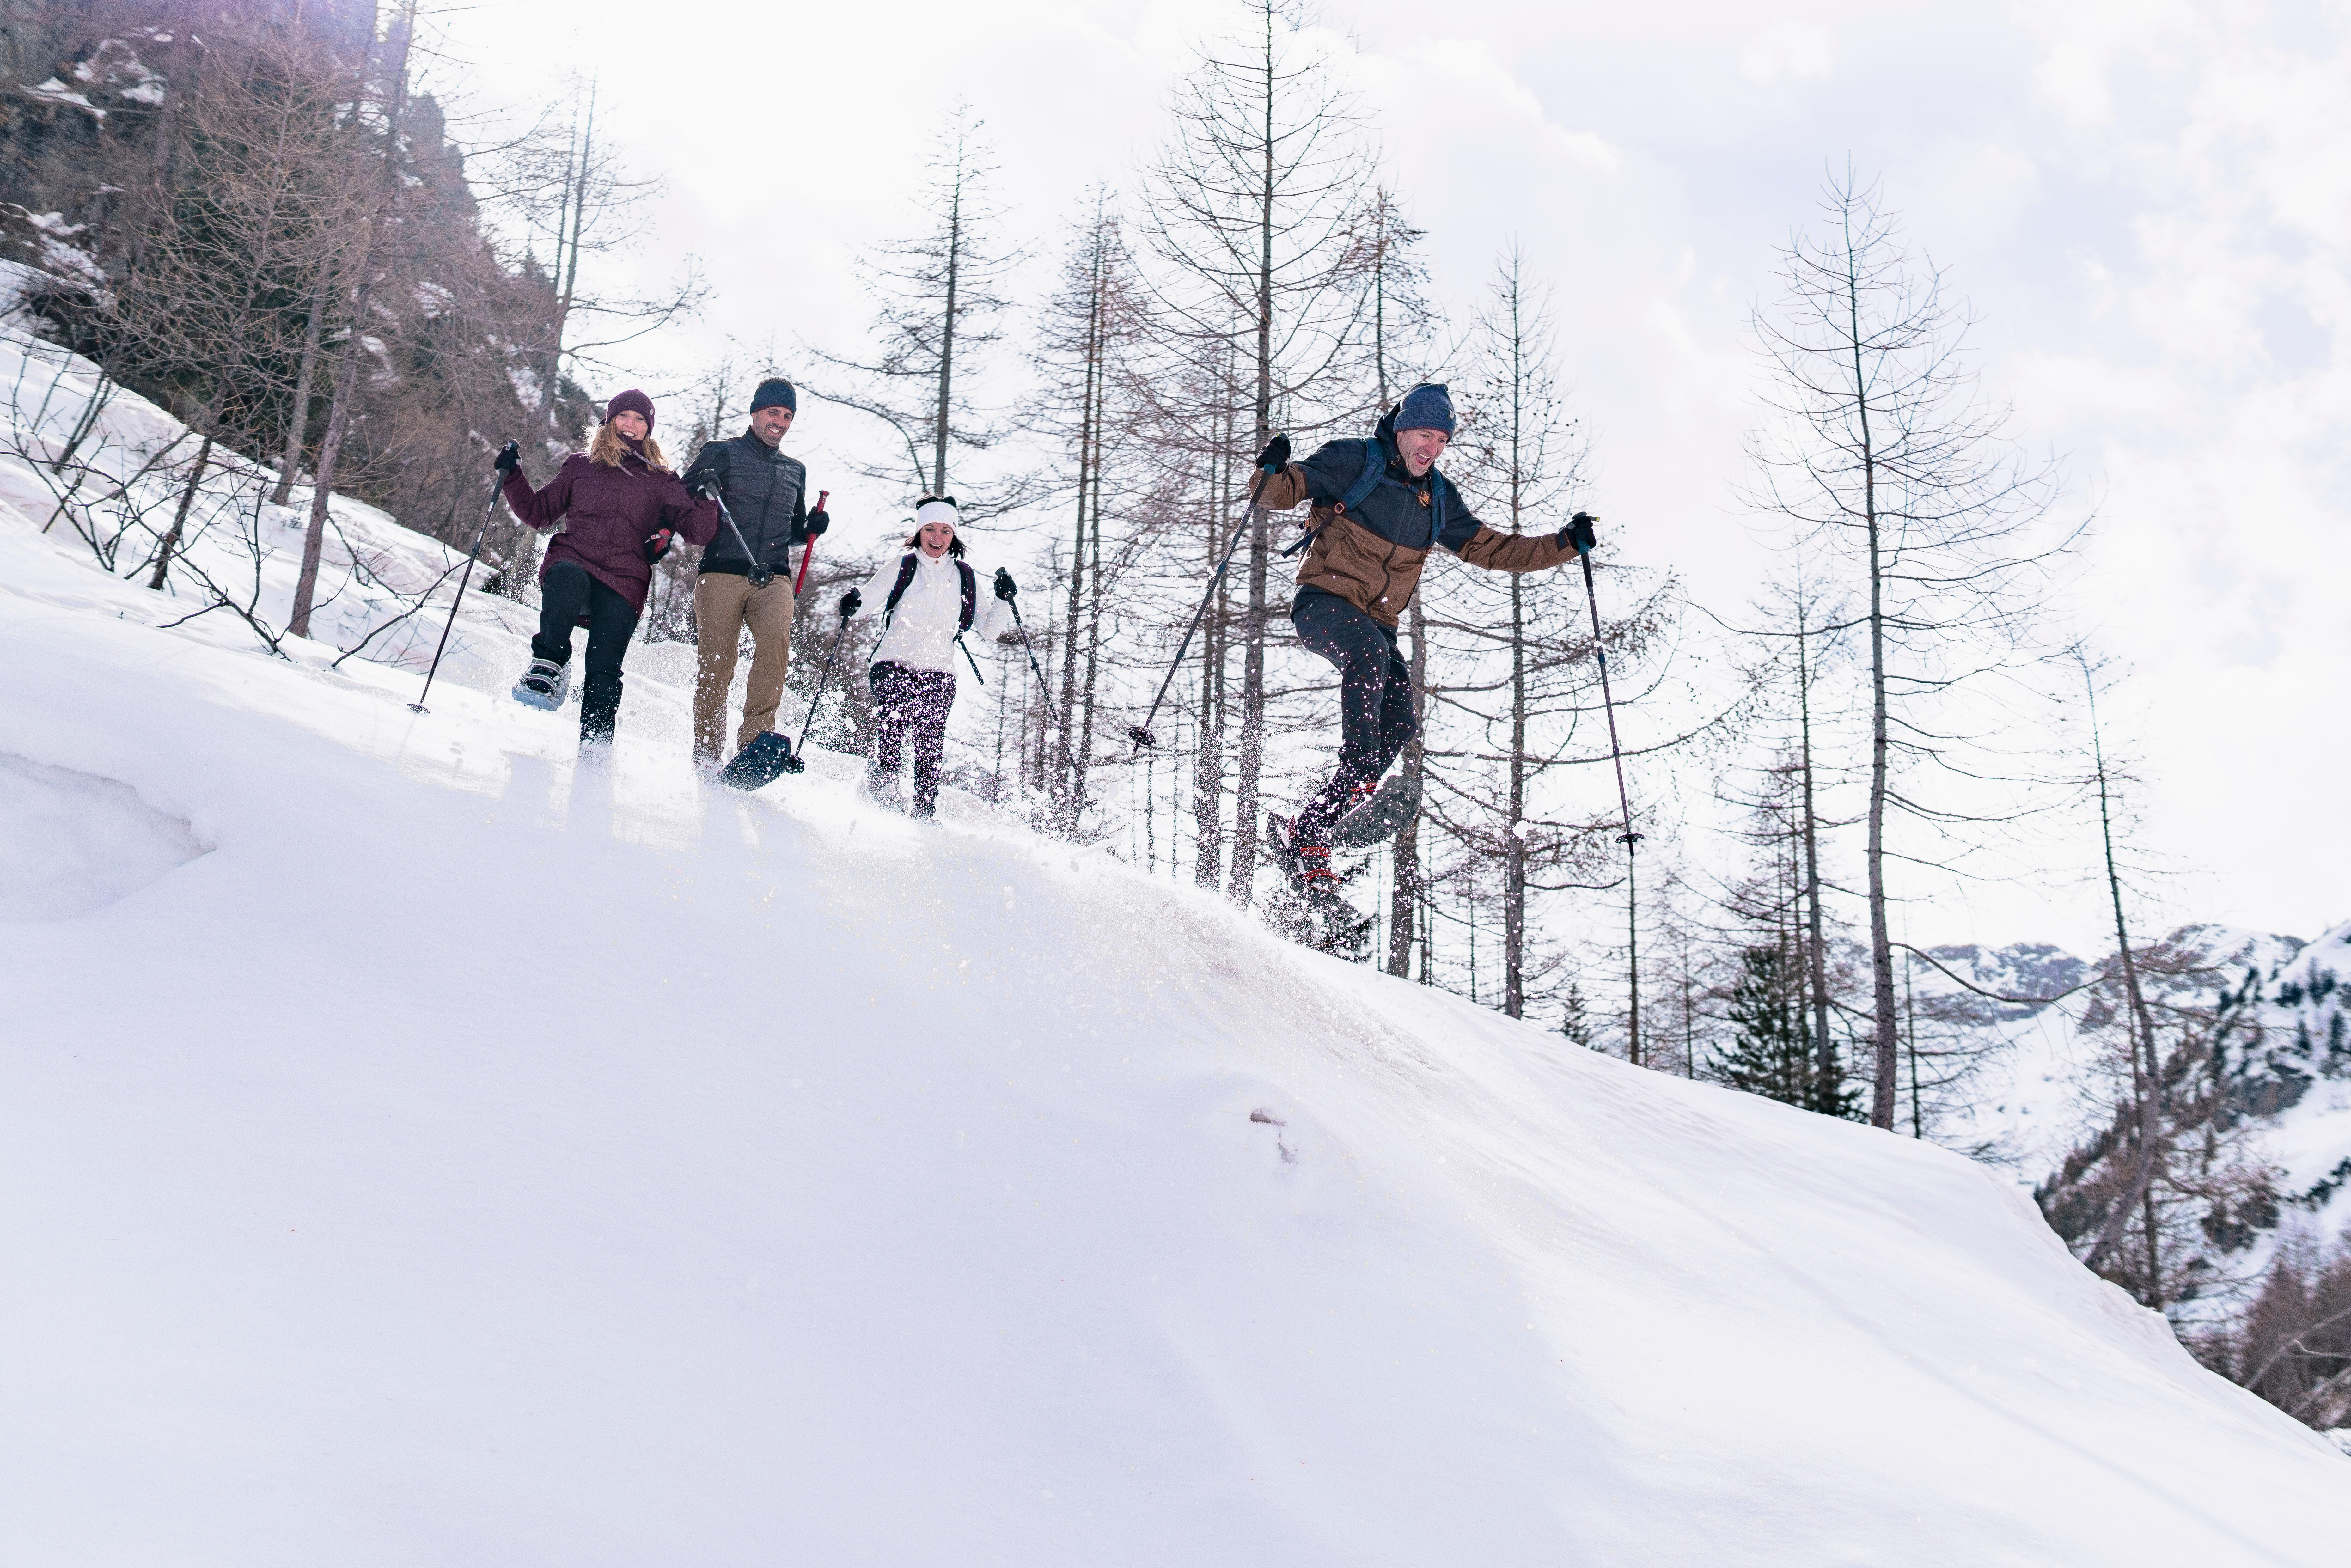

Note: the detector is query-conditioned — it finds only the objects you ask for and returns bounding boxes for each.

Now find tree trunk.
[1796,601,1837,1110]
[1057,229,1103,824]
[1504,571,1528,1018]
[932,170,960,497]
[1387,600,1425,978]
[1224,27,1279,908]
[1844,227,1901,1131]
[272,276,332,506]
[289,5,415,640]
[2080,669,2171,1289]
[1193,485,1229,888]
[147,435,214,590]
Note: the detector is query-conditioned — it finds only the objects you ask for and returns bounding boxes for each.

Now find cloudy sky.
[429,0,2348,954]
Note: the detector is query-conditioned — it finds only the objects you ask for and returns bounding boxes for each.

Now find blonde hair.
[588,420,672,473]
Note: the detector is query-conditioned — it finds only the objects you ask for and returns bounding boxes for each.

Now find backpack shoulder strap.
[956,561,976,631]
[1336,439,1386,515]
[882,554,919,621]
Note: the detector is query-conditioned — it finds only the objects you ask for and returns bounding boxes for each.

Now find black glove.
[993,567,1017,601]
[1256,434,1291,475]
[694,477,722,502]
[840,589,862,618]
[804,507,830,538]
[1559,511,1597,555]
[494,440,520,478]
[642,528,675,564]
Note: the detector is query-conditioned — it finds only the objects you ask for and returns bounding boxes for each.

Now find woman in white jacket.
[844,497,1018,816]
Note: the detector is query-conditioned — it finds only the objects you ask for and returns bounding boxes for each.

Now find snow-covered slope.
[6,493,2351,1564]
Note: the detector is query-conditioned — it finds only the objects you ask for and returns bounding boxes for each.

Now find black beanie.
[750,378,797,414]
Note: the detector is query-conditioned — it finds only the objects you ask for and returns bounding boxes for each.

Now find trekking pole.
[794,489,827,595]
[1127,471,1267,753]
[791,593,857,759]
[1571,515,1640,851]
[999,594,1053,709]
[703,488,775,588]
[408,458,507,715]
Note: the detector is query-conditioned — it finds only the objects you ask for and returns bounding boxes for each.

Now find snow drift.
[4,462,2349,1567]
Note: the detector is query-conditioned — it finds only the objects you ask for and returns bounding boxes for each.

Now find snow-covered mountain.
[2215,923,2351,1245]
[6,345,2350,1562]
[1898,921,2351,1345]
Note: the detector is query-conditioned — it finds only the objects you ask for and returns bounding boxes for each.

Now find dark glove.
[694,477,722,502]
[642,528,674,564]
[804,507,830,538]
[993,567,1017,601]
[840,589,862,618]
[1256,434,1291,476]
[494,440,520,478]
[1559,511,1598,555]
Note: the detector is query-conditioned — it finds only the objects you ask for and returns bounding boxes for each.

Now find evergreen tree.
[1560,981,1592,1050]
[1713,945,1861,1117]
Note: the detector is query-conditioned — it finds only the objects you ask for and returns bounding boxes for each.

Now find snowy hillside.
[0,301,540,699]
[6,407,2351,1564]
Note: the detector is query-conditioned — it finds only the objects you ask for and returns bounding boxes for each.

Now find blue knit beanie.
[1394,382,1454,435]
[750,378,797,414]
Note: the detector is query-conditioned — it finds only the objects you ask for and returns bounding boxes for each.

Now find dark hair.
[908,495,965,556]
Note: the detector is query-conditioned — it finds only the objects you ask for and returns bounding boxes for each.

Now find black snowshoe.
[1265,814,1374,959]
[1329,769,1420,848]
[720,730,804,791]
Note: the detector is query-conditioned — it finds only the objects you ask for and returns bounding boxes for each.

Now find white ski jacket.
[858,550,1016,677]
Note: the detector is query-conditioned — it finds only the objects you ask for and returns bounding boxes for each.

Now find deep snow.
[5,436,2351,1565]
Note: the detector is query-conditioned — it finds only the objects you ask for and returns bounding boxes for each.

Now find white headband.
[914,499,959,528]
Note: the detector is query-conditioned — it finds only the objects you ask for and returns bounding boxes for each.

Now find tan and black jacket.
[1256,423,1576,629]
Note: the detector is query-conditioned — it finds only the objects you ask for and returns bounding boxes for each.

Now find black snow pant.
[869,661,957,816]
[533,559,640,743]
[1291,589,1416,848]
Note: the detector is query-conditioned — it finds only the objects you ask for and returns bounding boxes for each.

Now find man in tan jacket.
[1254,382,1597,930]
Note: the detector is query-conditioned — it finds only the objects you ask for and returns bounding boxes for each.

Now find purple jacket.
[503,450,718,613]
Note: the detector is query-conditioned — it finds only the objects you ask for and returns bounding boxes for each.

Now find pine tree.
[1713,944,1861,1117]
[1713,946,1812,1105]
[1560,981,1593,1050]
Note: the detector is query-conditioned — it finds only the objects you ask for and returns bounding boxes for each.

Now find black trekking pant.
[1291,589,1416,847]
[533,559,639,743]
[869,661,957,815]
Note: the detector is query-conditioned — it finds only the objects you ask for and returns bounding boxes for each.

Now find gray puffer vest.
[683,430,807,577]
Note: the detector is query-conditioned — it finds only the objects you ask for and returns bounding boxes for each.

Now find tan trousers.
[693,571,795,761]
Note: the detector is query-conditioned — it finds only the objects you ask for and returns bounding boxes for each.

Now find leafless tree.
[1746,168,2075,1128]
[815,102,1022,516]
[1137,0,1378,903]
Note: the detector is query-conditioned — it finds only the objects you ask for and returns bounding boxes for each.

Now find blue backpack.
[1285,439,1446,555]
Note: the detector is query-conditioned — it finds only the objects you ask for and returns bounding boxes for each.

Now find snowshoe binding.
[1329,769,1421,848]
[1266,814,1375,959]
[511,657,570,711]
[720,730,803,791]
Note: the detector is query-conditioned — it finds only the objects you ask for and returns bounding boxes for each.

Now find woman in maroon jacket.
[498,390,717,743]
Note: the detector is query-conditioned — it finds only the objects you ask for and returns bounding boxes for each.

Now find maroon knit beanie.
[604,388,655,431]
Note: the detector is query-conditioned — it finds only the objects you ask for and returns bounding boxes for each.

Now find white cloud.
[1738,21,1835,84]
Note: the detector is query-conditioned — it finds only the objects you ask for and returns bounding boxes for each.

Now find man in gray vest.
[682,378,830,767]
